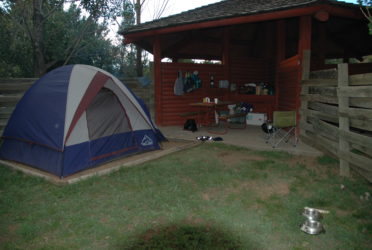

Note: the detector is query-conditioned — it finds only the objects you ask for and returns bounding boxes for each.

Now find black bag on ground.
[261,123,276,133]
[184,119,197,132]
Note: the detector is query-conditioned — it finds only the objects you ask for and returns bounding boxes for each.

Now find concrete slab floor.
[159,124,322,157]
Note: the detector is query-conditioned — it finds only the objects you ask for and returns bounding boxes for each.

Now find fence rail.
[0,77,154,135]
[300,64,372,182]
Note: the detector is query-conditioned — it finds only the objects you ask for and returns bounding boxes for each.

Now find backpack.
[183,119,197,132]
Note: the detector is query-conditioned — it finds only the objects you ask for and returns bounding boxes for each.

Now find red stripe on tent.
[90,146,138,161]
[2,136,63,152]
[65,72,110,144]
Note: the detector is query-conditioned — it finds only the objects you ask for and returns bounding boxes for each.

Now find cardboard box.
[246,113,267,126]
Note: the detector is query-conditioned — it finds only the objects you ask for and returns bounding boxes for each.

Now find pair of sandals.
[196,136,223,141]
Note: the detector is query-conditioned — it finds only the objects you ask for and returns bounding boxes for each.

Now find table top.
[189,101,234,107]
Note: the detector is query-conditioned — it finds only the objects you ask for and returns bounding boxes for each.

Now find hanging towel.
[174,71,184,96]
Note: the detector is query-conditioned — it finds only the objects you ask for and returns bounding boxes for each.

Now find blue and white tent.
[0,65,165,177]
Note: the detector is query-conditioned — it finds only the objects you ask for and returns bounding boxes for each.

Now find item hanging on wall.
[183,72,194,93]
[219,80,229,88]
[183,71,202,93]
[210,75,215,88]
[191,71,202,89]
[174,71,185,96]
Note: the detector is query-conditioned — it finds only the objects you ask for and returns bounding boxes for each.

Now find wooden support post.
[317,23,326,69]
[153,36,162,125]
[300,50,311,135]
[297,16,312,134]
[276,20,286,64]
[298,16,312,55]
[301,50,311,81]
[275,20,286,110]
[338,63,350,177]
[222,27,231,82]
[298,16,312,82]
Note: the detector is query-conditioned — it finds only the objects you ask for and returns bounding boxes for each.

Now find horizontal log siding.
[277,55,300,111]
[311,62,372,75]
[230,57,270,86]
[159,62,225,125]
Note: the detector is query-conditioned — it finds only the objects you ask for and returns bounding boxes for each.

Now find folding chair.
[265,111,298,148]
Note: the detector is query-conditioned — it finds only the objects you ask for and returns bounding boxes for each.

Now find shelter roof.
[121,0,359,35]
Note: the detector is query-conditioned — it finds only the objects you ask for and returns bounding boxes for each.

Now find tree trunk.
[136,46,143,76]
[135,0,143,77]
[32,0,46,77]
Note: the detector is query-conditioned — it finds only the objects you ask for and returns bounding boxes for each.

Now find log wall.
[159,62,225,125]
[158,60,275,126]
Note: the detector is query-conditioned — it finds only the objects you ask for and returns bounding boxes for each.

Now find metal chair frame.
[265,111,298,148]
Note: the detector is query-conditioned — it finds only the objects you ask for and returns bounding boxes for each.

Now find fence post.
[337,63,350,177]
[299,50,311,136]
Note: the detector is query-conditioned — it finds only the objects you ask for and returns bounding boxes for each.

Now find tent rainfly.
[0,64,166,177]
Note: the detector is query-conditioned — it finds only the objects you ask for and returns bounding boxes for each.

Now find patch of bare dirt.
[288,155,337,179]
[335,208,352,217]
[180,176,197,187]
[235,179,291,200]
[0,224,19,244]
[185,214,208,226]
[141,228,158,242]
[201,187,221,201]
[216,150,265,167]
[288,155,316,167]
[201,179,290,202]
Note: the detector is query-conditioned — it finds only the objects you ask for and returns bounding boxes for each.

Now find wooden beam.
[124,4,363,44]
[275,20,286,110]
[299,50,311,134]
[301,50,311,81]
[306,86,337,96]
[338,86,372,98]
[153,36,163,125]
[263,21,275,59]
[276,20,286,64]
[316,22,327,69]
[338,63,350,177]
[222,27,231,82]
[298,16,312,129]
[350,73,372,86]
[314,10,330,22]
[302,78,338,86]
[298,16,312,54]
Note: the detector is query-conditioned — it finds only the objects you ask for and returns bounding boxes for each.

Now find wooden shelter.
[121,0,372,126]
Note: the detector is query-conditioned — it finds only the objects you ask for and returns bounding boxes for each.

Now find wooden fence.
[300,63,372,182]
[0,77,154,135]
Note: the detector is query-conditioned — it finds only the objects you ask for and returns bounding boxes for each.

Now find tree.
[126,0,171,76]
[0,6,33,77]
[357,0,372,34]
[0,0,124,76]
[116,0,137,77]
[134,0,144,76]
[0,0,122,77]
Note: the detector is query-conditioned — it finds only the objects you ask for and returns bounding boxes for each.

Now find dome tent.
[0,64,166,177]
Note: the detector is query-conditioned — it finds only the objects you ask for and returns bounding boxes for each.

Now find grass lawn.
[0,143,371,249]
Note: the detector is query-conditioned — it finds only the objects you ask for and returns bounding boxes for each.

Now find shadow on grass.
[121,223,259,250]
